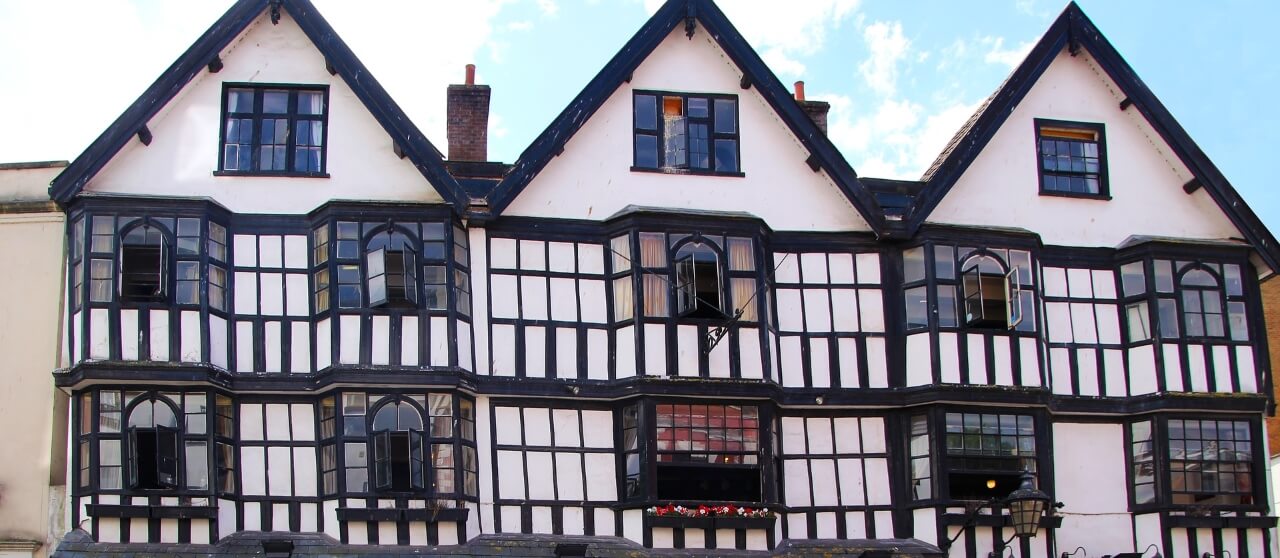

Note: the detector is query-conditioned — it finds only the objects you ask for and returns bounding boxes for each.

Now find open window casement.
[372,429,392,491]
[367,247,388,307]
[663,96,688,168]
[120,226,168,301]
[961,258,1021,330]
[127,425,179,490]
[398,248,418,306]
[674,245,723,318]
[409,429,426,491]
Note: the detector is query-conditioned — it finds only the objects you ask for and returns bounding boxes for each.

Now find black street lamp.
[1004,471,1052,539]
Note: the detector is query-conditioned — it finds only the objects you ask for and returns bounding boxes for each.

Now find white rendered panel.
[837,337,859,388]
[587,329,608,380]
[519,240,546,271]
[773,253,799,283]
[858,289,885,332]
[837,458,865,505]
[525,326,547,377]
[267,446,292,496]
[1187,344,1208,392]
[523,407,552,446]
[210,315,228,369]
[1077,348,1100,396]
[740,328,764,380]
[89,309,108,359]
[235,272,258,314]
[939,332,960,384]
[803,289,832,333]
[554,453,585,500]
[491,324,516,376]
[1212,345,1233,392]
[577,243,604,275]
[235,321,254,371]
[578,280,607,323]
[861,417,886,453]
[241,446,266,496]
[233,235,257,267]
[429,316,448,367]
[676,325,698,377]
[315,317,331,370]
[370,316,390,365]
[400,316,418,367]
[905,333,932,387]
[496,450,525,499]
[490,238,517,269]
[490,274,518,320]
[1067,268,1094,298]
[801,253,828,283]
[830,289,859,332]
[581,411,613,448]
[708,331,731,378]
[1104,349,1127,397]
[520,276,548,320]
[1237,346,1258,392]
[336,315,359,364]
[549,278,578,322]
[556,327,578,379]
[966,333,988,385]
[259,273,284,316]
[283,235,307,269]
[1019,337,1042,387]
[1050,348,1073,395]
[180,310,202,362]
[547,242,575,273]
[775,289,803,332]
[780,336,804,387]
[866,337,888,388]
[525,452,555,500]
[808,337,831,388]
[615,326,636,378]
[285,273,308,317]
[1092,269,1117,299]
[258,236,282,268]
[583,453,616,501]
[644,323,668,376]
[264,321,282,372]
[119,309,139,360]
[1127,345,1158,395]
[494,407,522,446]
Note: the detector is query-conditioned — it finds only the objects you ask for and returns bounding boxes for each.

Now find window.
[633,91,740,174]
[119,223,167,302]
[623,402,769,503]
[610,232,757,324]
[907,410,1041,502]
[73,390,217,495]
[1036,119,1106,197]
[334,392,477,499]
[1129,418,1259,507]
[1122,259,1249,342]
[220,85,327,174]
[903,244,1034,332]
[367,230,418,309]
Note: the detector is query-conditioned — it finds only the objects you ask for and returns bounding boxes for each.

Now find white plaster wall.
[0,165,63,202]
[503,26,869,232]
[929,47,1239,247]
[1052,422,1133,554]
[85,11,444,213]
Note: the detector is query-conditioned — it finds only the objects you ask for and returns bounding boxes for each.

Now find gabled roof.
[906,2,1280,272]
[483,0,888,234]
[48,0,467,211]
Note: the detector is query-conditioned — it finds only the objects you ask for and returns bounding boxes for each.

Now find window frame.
[1034,118,1109,199]
[613,230,761,327]
[904,406,1049,505]
[215,83,330,178]
[1125,415,1265,513]
[619,398,777,506]
[1119,256,1250,344]
[326,390,478,502]
[902,242,1037,334]
[631,90,744,177]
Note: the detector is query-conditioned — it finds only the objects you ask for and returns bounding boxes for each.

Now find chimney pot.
[794,80,805,101]
[447,64,490,161]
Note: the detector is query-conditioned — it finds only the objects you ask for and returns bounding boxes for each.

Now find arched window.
[366,229,418,308]
[126,397,180,490]
[673,242,723,318]
[120,223,168,302]
[370,400,426,492]
[1180,268,1225,338]
[960,253,1022,329]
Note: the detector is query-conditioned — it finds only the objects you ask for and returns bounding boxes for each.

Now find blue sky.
[0,0,1275,233]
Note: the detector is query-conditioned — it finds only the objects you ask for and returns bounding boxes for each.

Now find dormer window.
[219,84,328,176]
[1035,119,1107,197]
[633,91,740,175]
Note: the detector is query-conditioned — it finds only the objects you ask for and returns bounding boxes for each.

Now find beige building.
[0,161,67,558]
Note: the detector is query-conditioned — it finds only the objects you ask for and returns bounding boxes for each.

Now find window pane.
[1153,260,1174,292]
[905,286,928,329]
[1126,301,1151,342]
[639,233,666,267]
[263,90,289,113]
[298,91,324,115]
[226,89,253,112]
[612,276,634,321]
[611,235,631,273]
[186,441,209,490]
[714,139,738,172]
[634,94,657,130]
[1228,301,1249,341]
[903,246,926,283]
[937,285,958,327]
[635,134,659,168]
[1157,298,1179,338]
[714,99,736,134]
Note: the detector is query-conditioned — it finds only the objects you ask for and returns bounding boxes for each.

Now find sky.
[0,0,1276,232]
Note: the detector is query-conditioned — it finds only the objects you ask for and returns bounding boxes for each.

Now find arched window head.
[367,230,418,308]
[674,242,723,318]
[120,224,168,302]
[125,397,180,490]
[370,400,426,492]
[1180,268,1225,338]
[960,254,1022,329]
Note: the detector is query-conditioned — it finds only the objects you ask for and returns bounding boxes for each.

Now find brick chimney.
[794,81,830,135]
[447,64,491,161]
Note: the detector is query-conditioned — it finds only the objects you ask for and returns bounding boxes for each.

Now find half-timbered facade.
[51,1,1279,557]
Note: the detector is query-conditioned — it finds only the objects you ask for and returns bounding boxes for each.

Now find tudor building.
[49,1,1278,557]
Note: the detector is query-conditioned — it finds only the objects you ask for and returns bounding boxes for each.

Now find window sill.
[646,514,775,530]
[336,507,469,523]
[85,504,216,519]
[1164,514,1275,529]
[213,170,331,179]
[1038,190,1111,201]
[630,166,745,178]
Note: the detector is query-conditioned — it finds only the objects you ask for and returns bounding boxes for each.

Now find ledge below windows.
[1164,514,1277,529]
[336,507,469,523]
[212,170,330,179]
[85,504,216,519]
[646,515,776,530]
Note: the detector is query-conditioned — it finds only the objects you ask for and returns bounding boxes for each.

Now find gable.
[80,9,445,214]
[502,24,870,232]
[928,48,1240,248]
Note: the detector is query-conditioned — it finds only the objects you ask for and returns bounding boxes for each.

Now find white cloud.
[507,20,534,31]
[489,112,510,140]
[981,36,1034,68]
[717,0,860,78]
[536,0,559,17]
[858,21,910,96]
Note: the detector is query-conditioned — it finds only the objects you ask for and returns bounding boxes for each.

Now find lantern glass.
[1008,497,1046,537]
